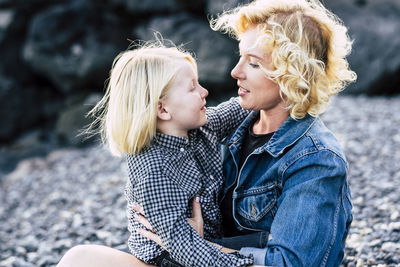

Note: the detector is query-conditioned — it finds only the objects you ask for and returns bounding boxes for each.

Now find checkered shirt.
[124,97,254,266]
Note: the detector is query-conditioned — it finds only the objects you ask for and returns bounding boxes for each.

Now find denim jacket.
[221,111,353,267]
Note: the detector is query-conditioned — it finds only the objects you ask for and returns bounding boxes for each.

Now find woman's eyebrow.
[247,53,263,60]
[240,50,264,60]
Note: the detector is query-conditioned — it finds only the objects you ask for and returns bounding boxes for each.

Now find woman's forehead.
[238,29,265,58]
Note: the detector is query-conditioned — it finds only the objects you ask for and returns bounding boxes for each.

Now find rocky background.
[0,0,400,149]
[1,96,400,267]
[0,0,400,266]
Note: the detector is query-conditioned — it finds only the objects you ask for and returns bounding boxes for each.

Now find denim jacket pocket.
[235,184,279,231]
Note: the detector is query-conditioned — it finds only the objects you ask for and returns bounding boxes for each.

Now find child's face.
[162,60,209,136]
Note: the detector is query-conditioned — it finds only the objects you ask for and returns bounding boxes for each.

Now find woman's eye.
[249,63,259,68]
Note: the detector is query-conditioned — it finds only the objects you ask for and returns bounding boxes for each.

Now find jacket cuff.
[239,247,268,265]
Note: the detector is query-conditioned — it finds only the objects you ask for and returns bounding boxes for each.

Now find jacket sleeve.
[239,150,352,267]
[204,97,250,142]
[142,168,254,267]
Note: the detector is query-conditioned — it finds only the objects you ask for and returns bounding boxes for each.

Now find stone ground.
[1,95,399,267]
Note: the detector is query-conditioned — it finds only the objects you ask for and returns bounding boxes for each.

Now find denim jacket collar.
[226,111,318,157]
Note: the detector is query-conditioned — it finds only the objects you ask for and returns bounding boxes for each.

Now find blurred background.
[0,0,400,266]
[0,0,399,174]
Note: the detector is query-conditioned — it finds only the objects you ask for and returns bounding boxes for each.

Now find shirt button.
[180,148,185,152]
[210,175,214,179]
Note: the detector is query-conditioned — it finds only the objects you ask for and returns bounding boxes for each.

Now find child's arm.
[204,97,250,141]
[125,179,165,263]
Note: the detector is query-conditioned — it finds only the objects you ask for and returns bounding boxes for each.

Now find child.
[87,42,254,266]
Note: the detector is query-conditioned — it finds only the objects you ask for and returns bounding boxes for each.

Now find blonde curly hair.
[211,0,356,118]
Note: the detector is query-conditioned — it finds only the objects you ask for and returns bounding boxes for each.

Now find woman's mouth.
[238,87,250,96]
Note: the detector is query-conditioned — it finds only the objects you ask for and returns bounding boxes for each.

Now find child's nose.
[201,86,208,98]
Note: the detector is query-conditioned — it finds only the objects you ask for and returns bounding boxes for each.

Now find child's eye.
[190,81,196,91]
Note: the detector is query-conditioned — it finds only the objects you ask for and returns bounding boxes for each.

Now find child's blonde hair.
[87,42,197,156]
[211,0,357,119]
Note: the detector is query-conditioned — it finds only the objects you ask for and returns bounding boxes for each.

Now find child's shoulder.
[127,145,163,167]
[126,144,179,177]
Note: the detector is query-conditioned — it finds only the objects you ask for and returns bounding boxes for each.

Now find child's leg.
[56,244,154,267]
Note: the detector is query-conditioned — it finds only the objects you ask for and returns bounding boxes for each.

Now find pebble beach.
[1,95,399,267]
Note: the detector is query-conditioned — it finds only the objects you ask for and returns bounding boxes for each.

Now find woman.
[58,0,356,266]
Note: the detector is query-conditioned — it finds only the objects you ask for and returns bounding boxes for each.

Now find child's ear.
[157,101,171,121]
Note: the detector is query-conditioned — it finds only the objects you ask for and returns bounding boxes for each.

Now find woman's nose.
[231,61,244,80]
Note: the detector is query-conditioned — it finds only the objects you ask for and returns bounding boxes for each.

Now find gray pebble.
[1,96,399,266]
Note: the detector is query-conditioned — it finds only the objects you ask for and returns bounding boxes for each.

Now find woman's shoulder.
[304,117,346,160]
[279,117,346,169]
[280,120,348,181]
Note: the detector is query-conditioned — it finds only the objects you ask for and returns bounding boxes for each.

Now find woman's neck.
[252,109,289,135]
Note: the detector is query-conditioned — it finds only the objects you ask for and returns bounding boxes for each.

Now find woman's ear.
[157,101,171,121]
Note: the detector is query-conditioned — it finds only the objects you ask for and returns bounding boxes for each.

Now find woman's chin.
[238,99,251,110]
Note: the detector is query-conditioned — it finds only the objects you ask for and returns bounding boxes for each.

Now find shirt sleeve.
[125,178,165,263]
[142,167,254,267]
[239,150,351,266]
[204,97,250,141]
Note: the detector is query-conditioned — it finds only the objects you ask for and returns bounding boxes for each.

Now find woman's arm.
[137,169,254,267]
[125,179,165,263]
[134,201,266,267]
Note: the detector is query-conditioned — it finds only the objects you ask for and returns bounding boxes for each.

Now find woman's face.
[231,27,284,112]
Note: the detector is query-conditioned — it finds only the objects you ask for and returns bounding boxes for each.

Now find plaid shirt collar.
[153,132,191,152]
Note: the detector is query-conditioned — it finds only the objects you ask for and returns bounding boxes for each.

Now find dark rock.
[206,0,251,16]
[0,5,63,144]
[55,94,101,146]
[324,0,400,95]
[0,0,61,9]
[0,69,61,142]
[0,0,398,146]
[23,2,129,94]
[0,76,40,140]
[107,0,205,15]
[108,0,181,14]
[134,13,238,96]
[0,9,14,43]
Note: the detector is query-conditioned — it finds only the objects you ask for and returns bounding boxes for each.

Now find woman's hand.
[186,197,204,238]
[132,203,166,250]
[132,197,205,248]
